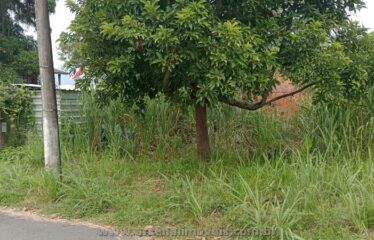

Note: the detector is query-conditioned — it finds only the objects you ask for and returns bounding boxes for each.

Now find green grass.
[0,96,373,239]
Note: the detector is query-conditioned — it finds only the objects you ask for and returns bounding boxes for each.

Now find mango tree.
[59,0,373,159]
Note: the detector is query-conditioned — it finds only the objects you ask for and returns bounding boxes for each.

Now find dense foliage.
[59,0,374,158]
[0,0,56,34]
[60,0,373,106]
[0,82,33,145]
[0,0,56,84]
[0,35,39,84]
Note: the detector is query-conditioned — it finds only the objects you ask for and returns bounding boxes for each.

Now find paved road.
[0,211,121,240]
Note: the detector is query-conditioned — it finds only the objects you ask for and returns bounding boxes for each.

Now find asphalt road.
[0,211,121,240]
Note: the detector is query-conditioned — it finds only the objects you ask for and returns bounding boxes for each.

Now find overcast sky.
[27,0,374,70]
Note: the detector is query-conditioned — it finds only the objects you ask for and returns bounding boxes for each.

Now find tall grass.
[0,92,373,239]
[59,93,373,163]
[298,103,374,158]
[59,94,297,162]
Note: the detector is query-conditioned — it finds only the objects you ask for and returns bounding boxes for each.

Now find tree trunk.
[195,104,210,160]
[35,0,61,178]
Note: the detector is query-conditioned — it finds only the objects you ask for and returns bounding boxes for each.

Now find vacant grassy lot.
[0,97,373,239]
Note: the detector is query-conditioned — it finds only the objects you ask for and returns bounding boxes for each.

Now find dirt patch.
[264,78,307,117]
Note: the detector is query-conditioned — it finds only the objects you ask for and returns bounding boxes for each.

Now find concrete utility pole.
[34,0,61,177]
[0,113,4,149]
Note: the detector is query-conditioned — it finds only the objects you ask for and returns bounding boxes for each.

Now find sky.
[352,0,374,30]
[27,0,374,72]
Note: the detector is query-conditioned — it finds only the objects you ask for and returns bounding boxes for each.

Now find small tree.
[60,0,373,159]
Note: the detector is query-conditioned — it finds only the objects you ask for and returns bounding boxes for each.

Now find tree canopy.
[60,0,373,105]
[0,0,56,84]
[59,0,374,158]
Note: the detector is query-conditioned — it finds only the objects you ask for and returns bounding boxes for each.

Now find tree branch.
[221,82,317,111]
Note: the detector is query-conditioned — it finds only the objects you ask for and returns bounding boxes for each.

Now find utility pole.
[0,113,4,149]
[34,0,61,177]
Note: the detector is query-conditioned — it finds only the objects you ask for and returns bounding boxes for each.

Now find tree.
[0,35,40,84]
[0,0,56,84]
[0,0,56,35]
[60,0,373,159]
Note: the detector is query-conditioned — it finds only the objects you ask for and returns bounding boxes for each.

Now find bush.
[0,83,34,146]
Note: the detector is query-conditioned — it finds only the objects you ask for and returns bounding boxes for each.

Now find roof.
[13,84,79,92]
[58,85,76,91]
[54,69,69,75]
[14,84,41,89]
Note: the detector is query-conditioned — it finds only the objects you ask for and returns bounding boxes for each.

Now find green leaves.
[60,0,372,108]
[141,0,161,21]
[0,35,39,84]
[0,83,34,145]
[102,16,148,41]
[176,0,209,27]
[279,19,374,105]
